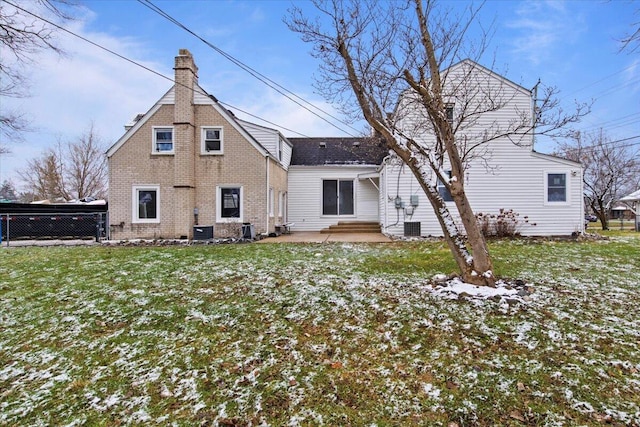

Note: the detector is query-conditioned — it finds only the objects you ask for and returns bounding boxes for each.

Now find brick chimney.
[173,48,197,187]
[174,48,198,127]
[173,49,197,238]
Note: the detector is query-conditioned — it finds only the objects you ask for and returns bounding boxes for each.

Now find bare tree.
[0,179,18,200]
[287,0,588,286]
[556,130,639,230]
[19,147,68,201]
[19,125,108,201]
[0,0,75,150]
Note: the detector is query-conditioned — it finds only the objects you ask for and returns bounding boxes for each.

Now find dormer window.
[201,127,223,154]
[153,127,174,154]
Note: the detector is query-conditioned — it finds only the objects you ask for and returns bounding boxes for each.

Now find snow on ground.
[0,238,639,425]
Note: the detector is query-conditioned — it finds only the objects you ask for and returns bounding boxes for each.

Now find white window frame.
[216,185,243,223]
[544,171,570,205]
[269,187,275,217]
[437,170,453,202]
[152,127,174,154]
[321,179,356,217]
[201,126,224,155]
[278,191,285,219]
[132,185,160,223]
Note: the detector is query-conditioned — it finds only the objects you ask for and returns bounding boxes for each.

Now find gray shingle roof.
[289,137,389,166]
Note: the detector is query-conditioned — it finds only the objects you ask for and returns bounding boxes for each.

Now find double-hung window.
[269,187,275,217]
[547,173,567,203]
[202,127,223,154]
[153,127,174,153]
[217,186,242,222]
[437,171,453,202]
[445,103,454,123]
[323,179,354,216]
[133,185,160,223]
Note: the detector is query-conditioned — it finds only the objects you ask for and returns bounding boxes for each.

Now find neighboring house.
[107,49,290,240]
[619,190,640,231]
[107,52,583,239]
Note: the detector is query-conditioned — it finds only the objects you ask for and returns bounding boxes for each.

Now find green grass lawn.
[1,234,639,426]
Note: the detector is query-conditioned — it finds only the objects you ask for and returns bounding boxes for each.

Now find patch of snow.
[432,278,519,300]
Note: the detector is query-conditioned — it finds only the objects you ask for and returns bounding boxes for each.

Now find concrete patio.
[256,231,393,243]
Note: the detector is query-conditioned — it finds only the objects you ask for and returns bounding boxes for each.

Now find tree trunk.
[450,180,494,285]
[593,199,609,230]
[397,148,495,286]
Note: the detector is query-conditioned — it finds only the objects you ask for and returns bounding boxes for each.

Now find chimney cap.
[178,48,192,57]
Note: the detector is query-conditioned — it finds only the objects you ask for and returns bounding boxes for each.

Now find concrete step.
[320,221,382,234]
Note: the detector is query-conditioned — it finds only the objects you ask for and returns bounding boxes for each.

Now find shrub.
[475,209,535,238]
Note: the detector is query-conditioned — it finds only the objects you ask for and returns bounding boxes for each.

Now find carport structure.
[619,190,640,232]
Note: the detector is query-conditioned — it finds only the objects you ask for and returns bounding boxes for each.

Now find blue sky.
[1,0,638,189]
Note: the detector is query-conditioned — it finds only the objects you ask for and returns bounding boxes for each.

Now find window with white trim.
[547,173,567,202]
[201,127,223,154]
[278,191,285,219]
[217,186,242,222]
[133,185,160,223]
[269,187,274,217]
[323,179,354,215]
[153,127,174,153]
[437,171,453,202]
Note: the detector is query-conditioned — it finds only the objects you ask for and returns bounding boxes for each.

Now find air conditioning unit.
[404,221,421,237]
[193,225,213,240]
[241,223,255,239]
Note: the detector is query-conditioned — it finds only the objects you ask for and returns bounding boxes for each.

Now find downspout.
[579,168,585,235]
[380,155,391,231]
[266,155,270,235]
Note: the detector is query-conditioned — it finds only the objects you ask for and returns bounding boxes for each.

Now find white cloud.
[1,13,169,187]
[506,1,584,66]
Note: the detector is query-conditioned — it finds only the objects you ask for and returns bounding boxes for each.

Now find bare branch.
[18,124,108,201]
[555,129,639,230]
[0,0,76,145]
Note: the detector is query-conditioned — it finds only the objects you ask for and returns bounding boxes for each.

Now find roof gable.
[446,59,531,96]
[530,151,581,167]
[106,83,270,158]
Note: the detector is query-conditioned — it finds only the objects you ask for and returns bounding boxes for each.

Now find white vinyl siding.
[381,149,583,237]
[382,61,583,237]
[237,119,293,169]
[288,166,379,231]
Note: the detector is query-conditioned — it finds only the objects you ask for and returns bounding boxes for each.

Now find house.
[286,137,388,231]
[619,190,640,231]
[107,51,583,240]
[107,49,291,240]
[378,60,584,237]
